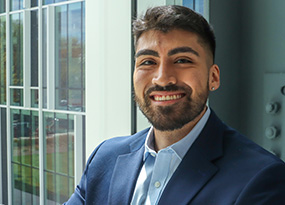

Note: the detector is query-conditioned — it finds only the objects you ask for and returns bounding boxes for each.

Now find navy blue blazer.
[65,111,285,204]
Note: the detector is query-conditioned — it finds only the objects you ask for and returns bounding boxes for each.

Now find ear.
[208,64,220,91]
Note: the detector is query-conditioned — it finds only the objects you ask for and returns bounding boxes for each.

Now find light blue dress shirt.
[131,108,211,205]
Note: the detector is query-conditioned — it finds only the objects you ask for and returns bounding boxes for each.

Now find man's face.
[133,29,219,131]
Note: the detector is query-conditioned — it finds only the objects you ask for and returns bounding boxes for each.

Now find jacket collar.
[107,128,149,205]
[158,111,225,204]
[108,111,225,204]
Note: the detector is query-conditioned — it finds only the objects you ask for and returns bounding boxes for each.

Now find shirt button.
[150,153,156,157]
[154,181,161,188]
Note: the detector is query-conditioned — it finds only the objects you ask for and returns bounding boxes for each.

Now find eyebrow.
[135,46,199,58]
[135,49,159,58]
[168,46,199,57]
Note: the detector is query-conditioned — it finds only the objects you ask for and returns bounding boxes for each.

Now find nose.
[152,62,177,86]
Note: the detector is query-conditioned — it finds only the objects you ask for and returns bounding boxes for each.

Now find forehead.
[136,29,202,53]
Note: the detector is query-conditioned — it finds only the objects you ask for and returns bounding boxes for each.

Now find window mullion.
[47,6,55,110]
[6,0,12,204]
[23,10,31,108]
[23,0,31,9]
[38,0,45,204]
[74,115,83,185]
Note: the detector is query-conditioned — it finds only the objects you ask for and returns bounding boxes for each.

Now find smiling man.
[65,5,285,205]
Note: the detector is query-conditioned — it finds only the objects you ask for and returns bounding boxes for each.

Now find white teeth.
[154,94,182,101]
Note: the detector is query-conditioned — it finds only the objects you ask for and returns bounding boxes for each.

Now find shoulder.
[86,128,150,166]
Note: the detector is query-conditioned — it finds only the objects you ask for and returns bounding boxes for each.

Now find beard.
[135,83,209,131]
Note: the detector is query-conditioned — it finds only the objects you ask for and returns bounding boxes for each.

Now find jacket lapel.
[158,111,225,204]
[107,131,147,205]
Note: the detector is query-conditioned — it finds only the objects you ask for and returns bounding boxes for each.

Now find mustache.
[145,84,192,97]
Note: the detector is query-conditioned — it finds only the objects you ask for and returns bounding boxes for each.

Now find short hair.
[133,5,216,61]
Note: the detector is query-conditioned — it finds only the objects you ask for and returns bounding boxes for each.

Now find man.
[65,5,285,204]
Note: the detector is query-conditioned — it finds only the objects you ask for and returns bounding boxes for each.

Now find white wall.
[85,0,132,158]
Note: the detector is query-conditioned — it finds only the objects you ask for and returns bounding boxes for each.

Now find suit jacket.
[65,111,285,205]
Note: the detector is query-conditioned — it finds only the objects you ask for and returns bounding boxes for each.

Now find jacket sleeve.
[235,161,285,205]
[64,141,106,205]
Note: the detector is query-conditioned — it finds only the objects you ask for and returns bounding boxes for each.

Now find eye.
[175,58,193,64]
[140,60,156,66]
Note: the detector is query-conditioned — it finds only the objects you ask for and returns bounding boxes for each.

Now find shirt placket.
[146,150,172,204]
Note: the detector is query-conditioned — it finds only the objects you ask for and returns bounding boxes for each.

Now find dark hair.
[133,5,216,60]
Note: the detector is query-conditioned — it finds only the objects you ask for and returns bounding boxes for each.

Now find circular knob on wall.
[265,126,279,139]
[265,102,279,114]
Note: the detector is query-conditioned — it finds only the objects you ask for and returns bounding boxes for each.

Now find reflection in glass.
[44,112,74,204]
[44,0,71,5]
[183,0,194,9]
[183,0,204,15]
[31,0,38,7]
[0,0,5,14]
[10,88,23,106]
[43,0,54,5]
[31,89,39,108]
[10,0,23,11]
[55,2,85,112]
[31,10,38,87]
[10,13,23,86]
[11,109,39,205]
[0,16,6,104]
[0,108,7,204]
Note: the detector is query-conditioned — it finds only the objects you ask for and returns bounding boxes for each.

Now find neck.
[153,107,207,152]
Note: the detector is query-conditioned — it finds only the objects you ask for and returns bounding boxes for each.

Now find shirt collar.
[143,107,211,161]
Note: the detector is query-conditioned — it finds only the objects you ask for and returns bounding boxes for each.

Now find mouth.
[149,92,186,103]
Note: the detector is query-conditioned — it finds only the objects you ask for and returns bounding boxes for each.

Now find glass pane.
[32,168,40,204]
[10,88,23,106]
[31,10,39,87]
[11,109,21,163]
[0,16,6,105]
[31,89,39,108]
[43,0,54,5]
[42,8,47,108]
[1,108,8,205]
[55,113,68,175]
[44,112,75,204]
[55,2,85,112]
[10,13,23,86]
[0,0,5,13]
[10,0,23,11]
[56,89,68,110]
[11,110,39,205]
[31,0,38,7]
[69,89,82,111]
[183,0,194,9]
[31,112,39,167]
[56,175,69,203]
[22,166,33,204]
[194,0,204,15]
[45,172,56,203]
[44,112,55,172]
[12,164,22,205]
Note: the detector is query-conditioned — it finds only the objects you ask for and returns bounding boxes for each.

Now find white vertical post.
[23,10,31,108]
[38,0,44,204]
[23,0,31,9]
[74,115,83,185]
[6,1,12,205]
[47,6,55,110]
[203,0,210,21]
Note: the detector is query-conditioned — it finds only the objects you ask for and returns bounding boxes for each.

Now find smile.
[152,94,184,102]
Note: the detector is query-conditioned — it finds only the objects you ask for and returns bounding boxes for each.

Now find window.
[0,0,85,204]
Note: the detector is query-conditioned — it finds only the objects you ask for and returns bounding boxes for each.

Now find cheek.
[178,71,208,90]
[133,71,149,96]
